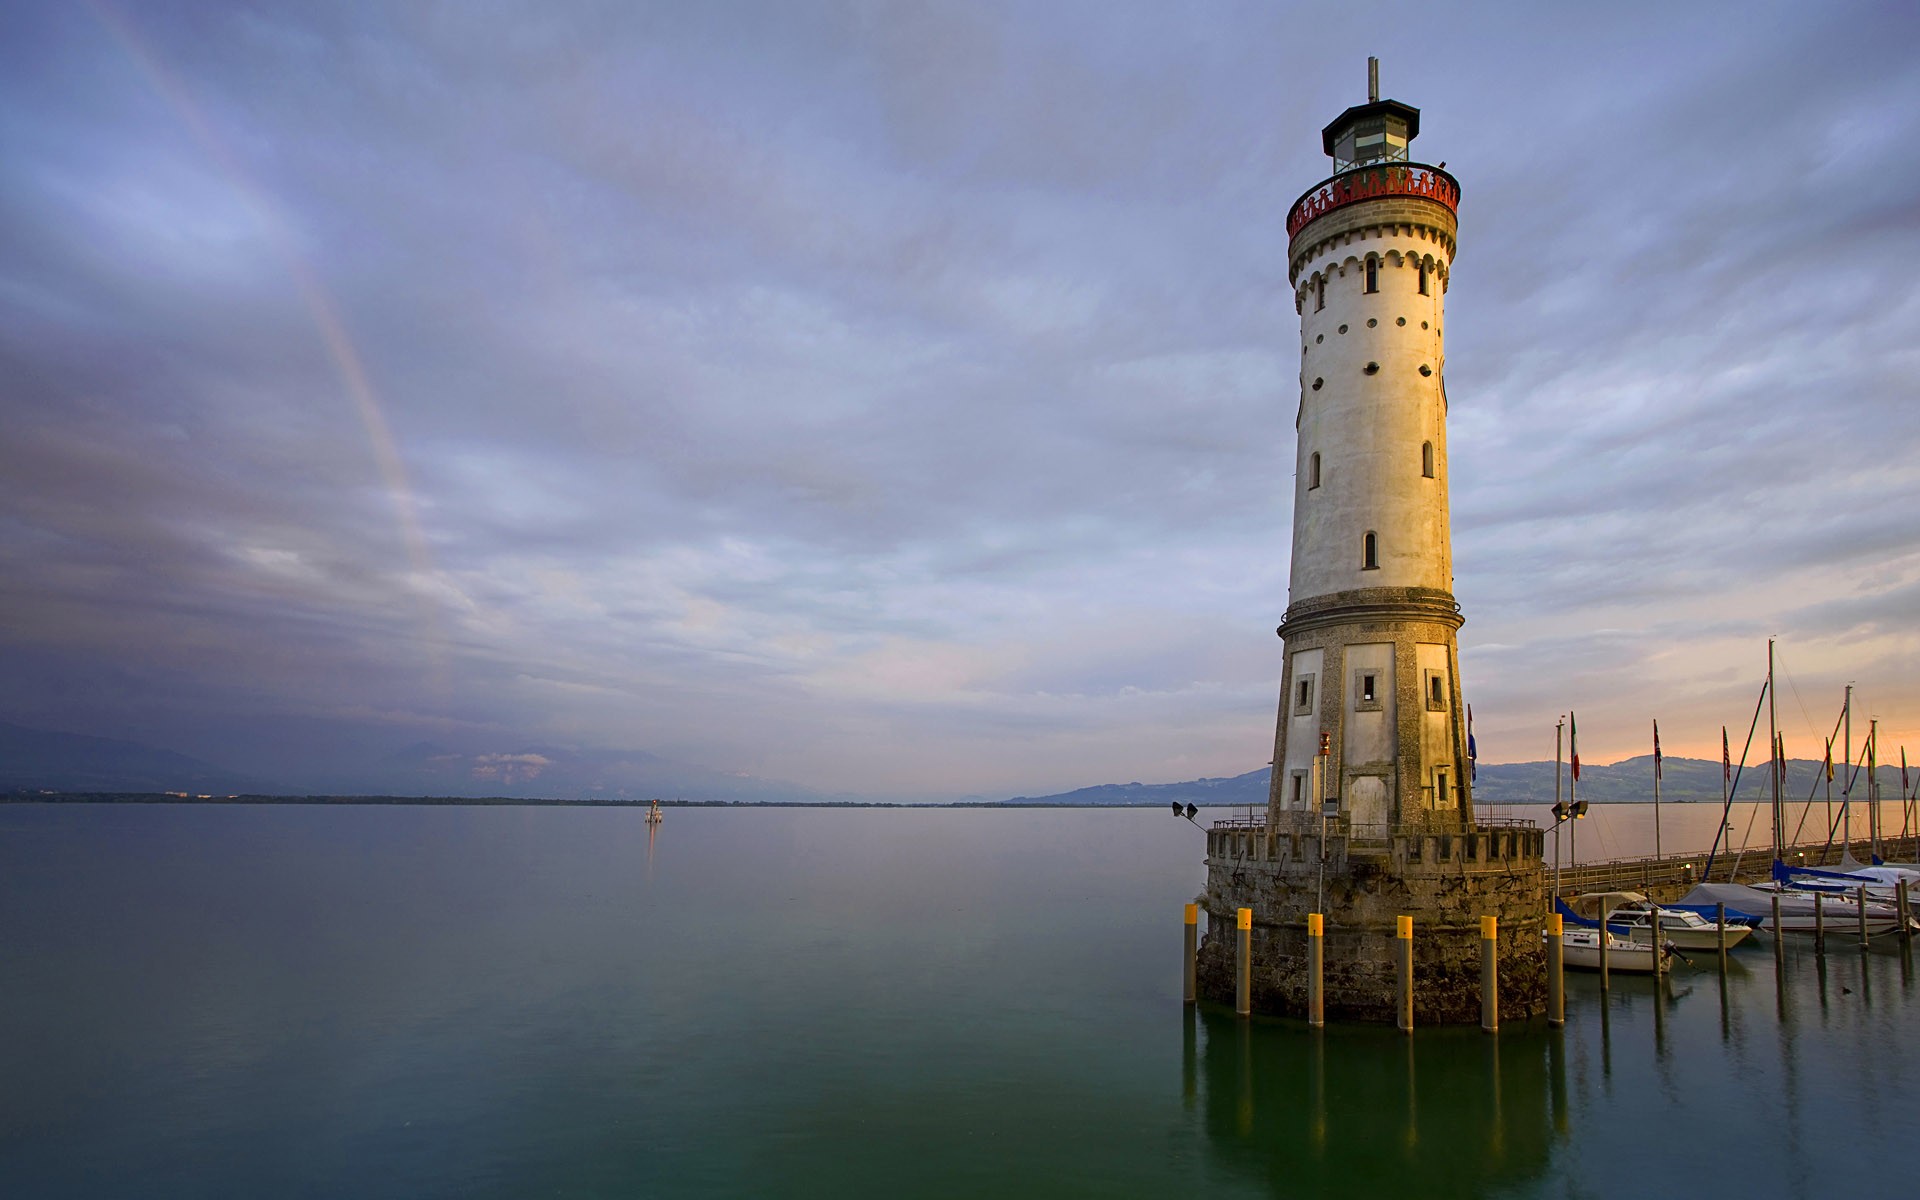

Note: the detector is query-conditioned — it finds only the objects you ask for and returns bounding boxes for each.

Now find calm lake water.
[2,802,1914,1198]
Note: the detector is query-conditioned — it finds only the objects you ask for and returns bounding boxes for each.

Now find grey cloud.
[2,0,1916,797]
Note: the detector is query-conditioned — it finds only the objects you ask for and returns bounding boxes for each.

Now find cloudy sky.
[3,1,1917,799]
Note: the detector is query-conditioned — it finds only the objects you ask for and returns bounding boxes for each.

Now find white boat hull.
[1551,929,1663,974]
[1610,922,1753,951]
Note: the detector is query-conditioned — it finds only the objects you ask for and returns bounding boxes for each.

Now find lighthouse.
[1268,58,1471,834]
[1196,62,1545,1024]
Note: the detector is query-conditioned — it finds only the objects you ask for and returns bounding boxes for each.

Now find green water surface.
[1,804,1912,1197]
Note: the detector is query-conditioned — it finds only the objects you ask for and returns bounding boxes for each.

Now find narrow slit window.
[1308,452,1321,489]
[1436,769,1450,805]
[1291,774,1304,807]
[1361,674,1376,703]
[1363,531,1378,570]
[1418,262,1430,295]
[1429,676,1443,706]
[1422,441,1434,478]
[1315,276,1325,311]
[1298,679,1312,709]
[1364,258,1378,294]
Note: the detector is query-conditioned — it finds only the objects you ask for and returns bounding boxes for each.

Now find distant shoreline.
[3,790,1690,809]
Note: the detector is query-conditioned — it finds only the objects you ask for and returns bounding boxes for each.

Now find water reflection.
[1192,1012,1557,1197]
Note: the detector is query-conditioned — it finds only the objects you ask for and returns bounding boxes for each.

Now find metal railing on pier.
[1549,834,1920,899]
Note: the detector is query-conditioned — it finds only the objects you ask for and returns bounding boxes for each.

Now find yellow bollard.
[1183,904,1199,1004]
[1546,912,1564,1028]
[1307,913,1325,1028]
[1395,915,1414,1033]
[1235,907,1252,1017]
[1480,915,1499,1033]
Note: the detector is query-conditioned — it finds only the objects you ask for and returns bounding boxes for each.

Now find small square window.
[1353,668,1384,713]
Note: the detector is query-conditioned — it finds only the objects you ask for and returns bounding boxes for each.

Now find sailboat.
[1681,641,1914,937]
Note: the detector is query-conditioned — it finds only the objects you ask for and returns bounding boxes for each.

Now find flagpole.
[1652,719,1662,864]
[1554,716,1564,900]
[1569,711,1579,871]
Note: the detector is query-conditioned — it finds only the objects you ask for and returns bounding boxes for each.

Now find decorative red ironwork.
[1286,162,1460,238]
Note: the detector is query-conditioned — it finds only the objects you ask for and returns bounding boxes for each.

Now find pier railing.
[1548,834,1920,900]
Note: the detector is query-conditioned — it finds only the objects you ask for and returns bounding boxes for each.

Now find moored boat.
[1604,902,1753,951]
[1550,926,1667,974]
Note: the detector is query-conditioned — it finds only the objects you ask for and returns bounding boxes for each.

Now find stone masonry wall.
[1195,826,1546,1024]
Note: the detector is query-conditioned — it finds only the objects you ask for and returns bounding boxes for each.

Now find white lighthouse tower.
[1267,59,1473,833]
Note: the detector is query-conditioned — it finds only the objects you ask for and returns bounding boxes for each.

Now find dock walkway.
[1552,834,1920,902]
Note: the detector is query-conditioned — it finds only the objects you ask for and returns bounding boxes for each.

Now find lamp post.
[1549,800,1589,902]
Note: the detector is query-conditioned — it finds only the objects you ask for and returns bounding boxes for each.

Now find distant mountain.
[1473,754,1911,805]
[1000,769,1271,808]
[999,757,1913,808]
[0,721,266,794]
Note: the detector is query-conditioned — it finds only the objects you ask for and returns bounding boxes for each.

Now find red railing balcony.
[1286,161,1460,239]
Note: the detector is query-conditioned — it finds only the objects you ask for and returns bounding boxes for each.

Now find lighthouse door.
[1348,774,1390,834]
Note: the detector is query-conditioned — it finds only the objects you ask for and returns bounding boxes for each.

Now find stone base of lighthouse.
[1195,817,1547,1023]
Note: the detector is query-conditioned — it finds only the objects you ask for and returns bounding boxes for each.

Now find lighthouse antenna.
[1368,56,1379,103]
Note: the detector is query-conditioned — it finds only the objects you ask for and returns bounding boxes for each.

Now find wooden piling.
[1479,915,1498,1034]
[1900,879,1912,941]
[1546,912,1564,1028]
[1598,901,1610,991]
[1182,903,1198,1005]
[1715,902,1727,972]
[1307,913,1325,1028]
[1771,893,1783,969]
[1857,885,1870,949]
[1395,915,1414,1034]
[1235,907,1251,1017]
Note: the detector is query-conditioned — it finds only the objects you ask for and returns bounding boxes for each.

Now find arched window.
[1418,262,1430,296]
[1422,441,1434,478]
[1315,276,1325,311]
[1364,257,1378,294]
[1363,531,1378,570]
[1308,452,1321,489]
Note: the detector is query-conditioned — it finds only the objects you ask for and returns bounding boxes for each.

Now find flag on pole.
[1467,705,1477,783]
[1825,739,1834,782]
[1570,711,1580,782]
[1653,720,1662,780]
[1723,726,1731,783]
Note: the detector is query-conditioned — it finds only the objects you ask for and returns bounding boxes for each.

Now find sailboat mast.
[1868,719,1879,861]
[1768,639,1780,861]
[1843,684,1852,851]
